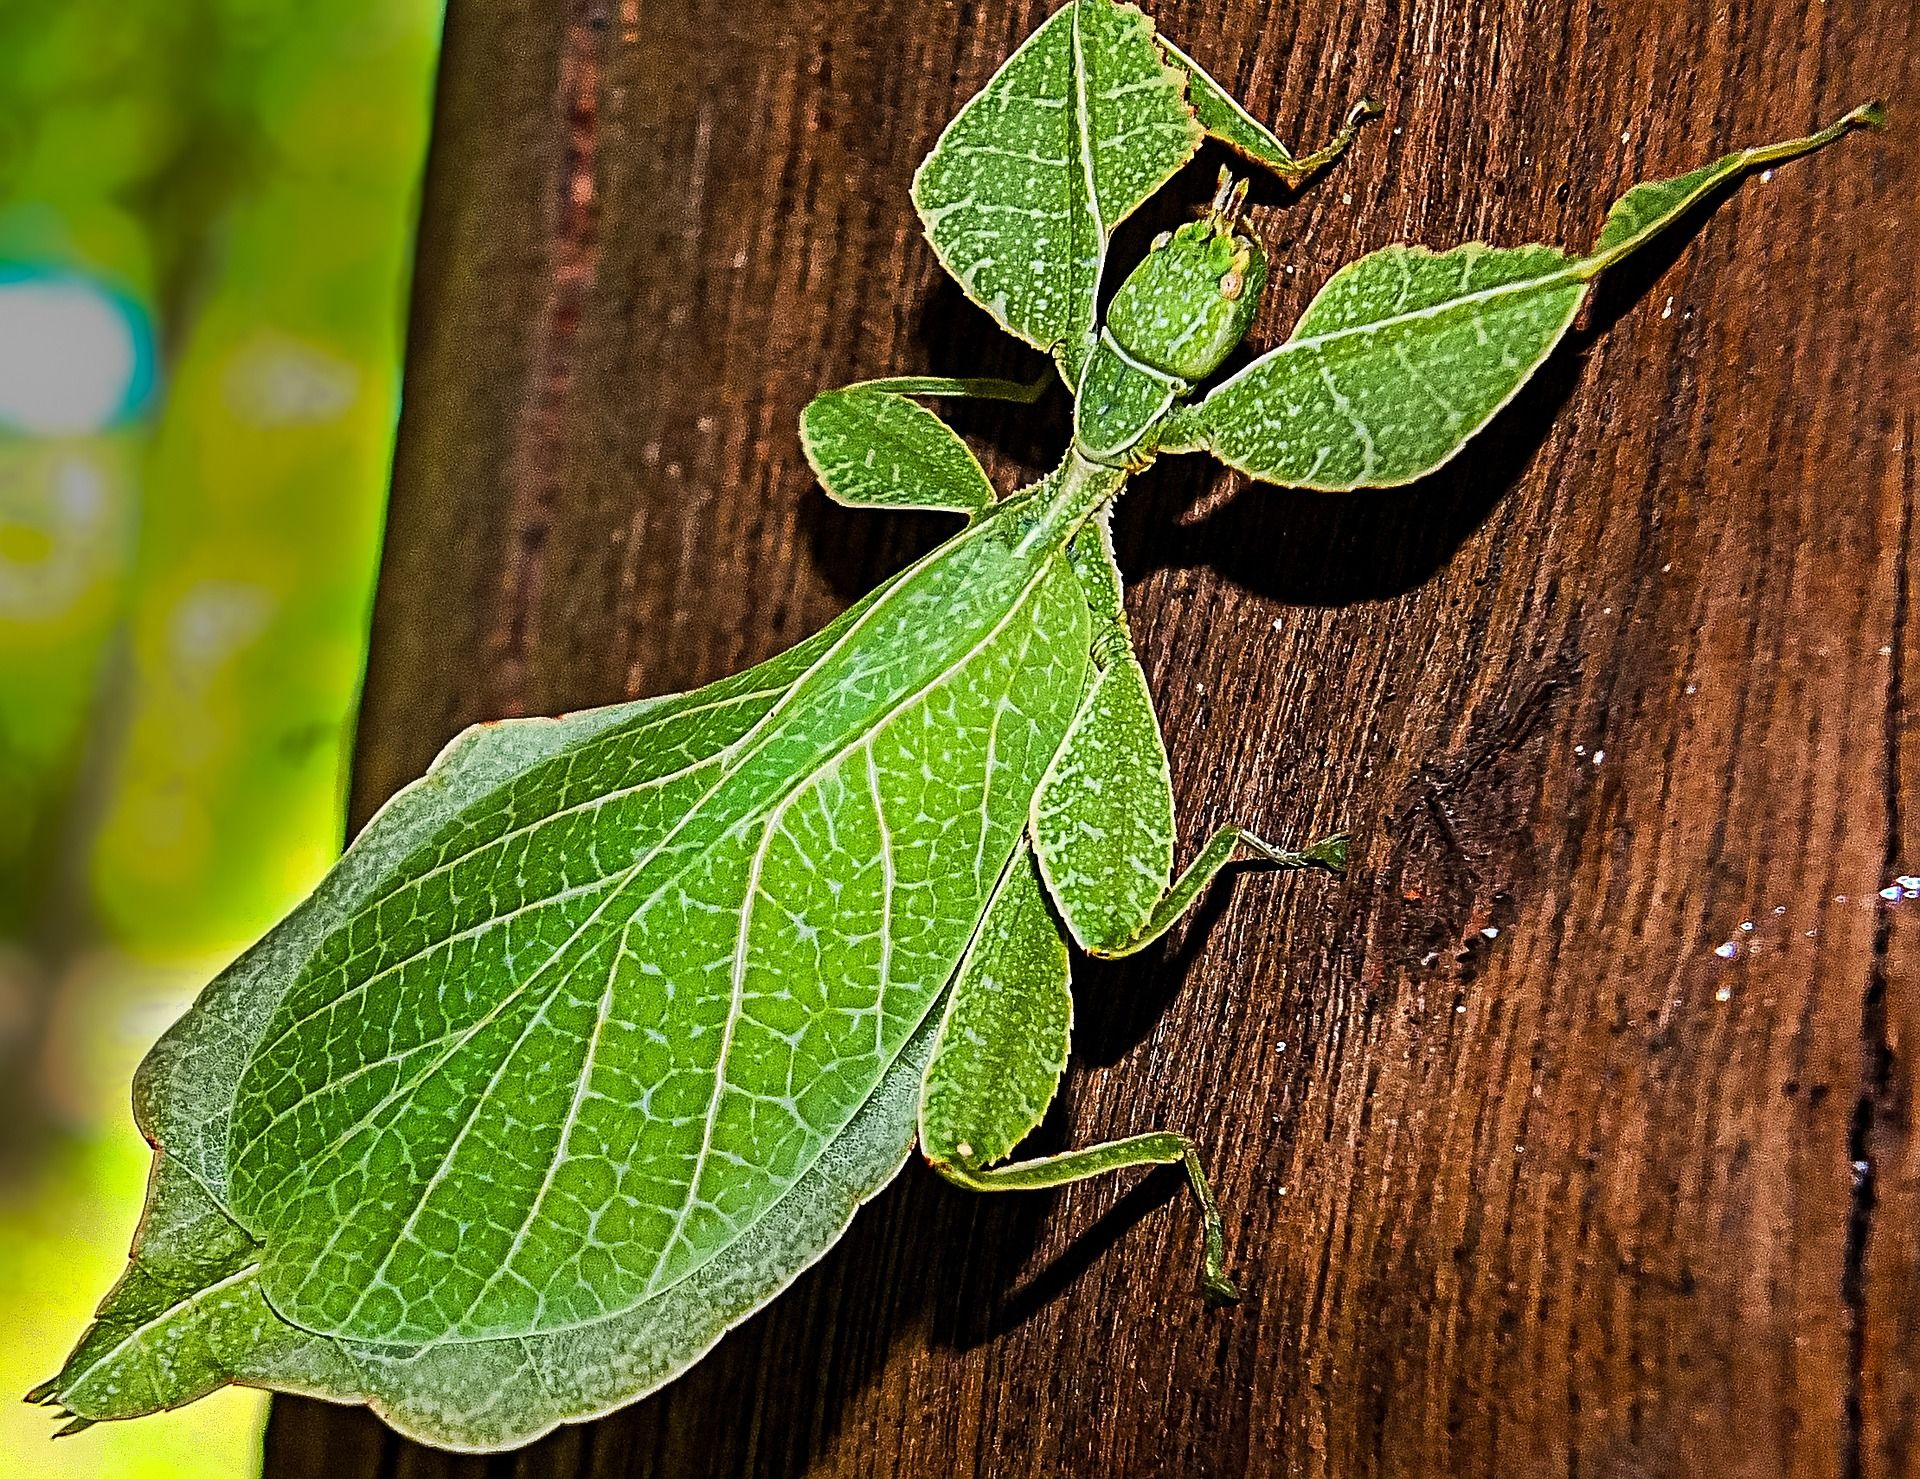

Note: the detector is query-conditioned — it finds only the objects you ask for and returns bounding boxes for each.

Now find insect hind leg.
[930,1132,1240,1302]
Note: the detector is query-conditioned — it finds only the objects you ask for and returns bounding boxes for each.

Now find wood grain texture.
[262,0,1916,1474]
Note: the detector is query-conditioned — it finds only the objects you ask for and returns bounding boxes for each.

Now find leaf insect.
[39,0,1881,1452]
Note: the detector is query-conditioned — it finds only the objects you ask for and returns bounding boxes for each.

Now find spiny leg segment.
[935,1130,1241,1302]
[1089,824,1347,960]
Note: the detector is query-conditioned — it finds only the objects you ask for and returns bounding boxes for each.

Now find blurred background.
[0,2,443,1474]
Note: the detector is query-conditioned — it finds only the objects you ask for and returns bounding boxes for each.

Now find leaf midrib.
[1213,250,1585,389]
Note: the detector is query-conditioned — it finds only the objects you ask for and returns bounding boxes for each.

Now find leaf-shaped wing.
[1163,103,1883,489]
[912,0,1200,385]
[42,1013,941,1450]
[802,386,995,512]
[226,502,1090,1345]
[42,597,894,1425]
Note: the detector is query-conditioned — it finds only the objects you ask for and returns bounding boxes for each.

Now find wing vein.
[468,950,624,1324]
[334,943,613,1333]
[646,786,780,1294]
[865,742,897,1061]
[636,557,1061,1298]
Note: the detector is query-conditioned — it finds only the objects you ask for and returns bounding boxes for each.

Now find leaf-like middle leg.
[1087,824,1347,960]
[916,838,1243,1301]
[1031,559,1345,958]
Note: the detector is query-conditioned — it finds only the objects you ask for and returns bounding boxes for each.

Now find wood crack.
[1844,408,1913,1479]
[488,0,610,714]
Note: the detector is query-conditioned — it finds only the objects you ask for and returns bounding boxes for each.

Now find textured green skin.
[1109,217,1268,381]
[41,0,1879,1450]
[1074,212,1270,459]
[1073,329,1186,462]
[801,386,996,511]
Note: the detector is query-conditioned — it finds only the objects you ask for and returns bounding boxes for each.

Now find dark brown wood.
[261,1,1917,1474]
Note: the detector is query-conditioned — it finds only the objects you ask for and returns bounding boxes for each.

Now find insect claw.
[1203,1268,1243,1305]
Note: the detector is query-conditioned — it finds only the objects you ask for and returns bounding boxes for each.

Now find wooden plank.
[263,1,1918,1473]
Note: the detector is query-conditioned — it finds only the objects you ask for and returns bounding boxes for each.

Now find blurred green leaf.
[0,0,444,1472]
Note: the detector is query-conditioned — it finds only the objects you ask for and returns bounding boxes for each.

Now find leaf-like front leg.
[912,0,1204,387]
[917,842,1241,1301]
[1159,102,1883,488]
[800,375,1046,514]
[1160,36,1382,187]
